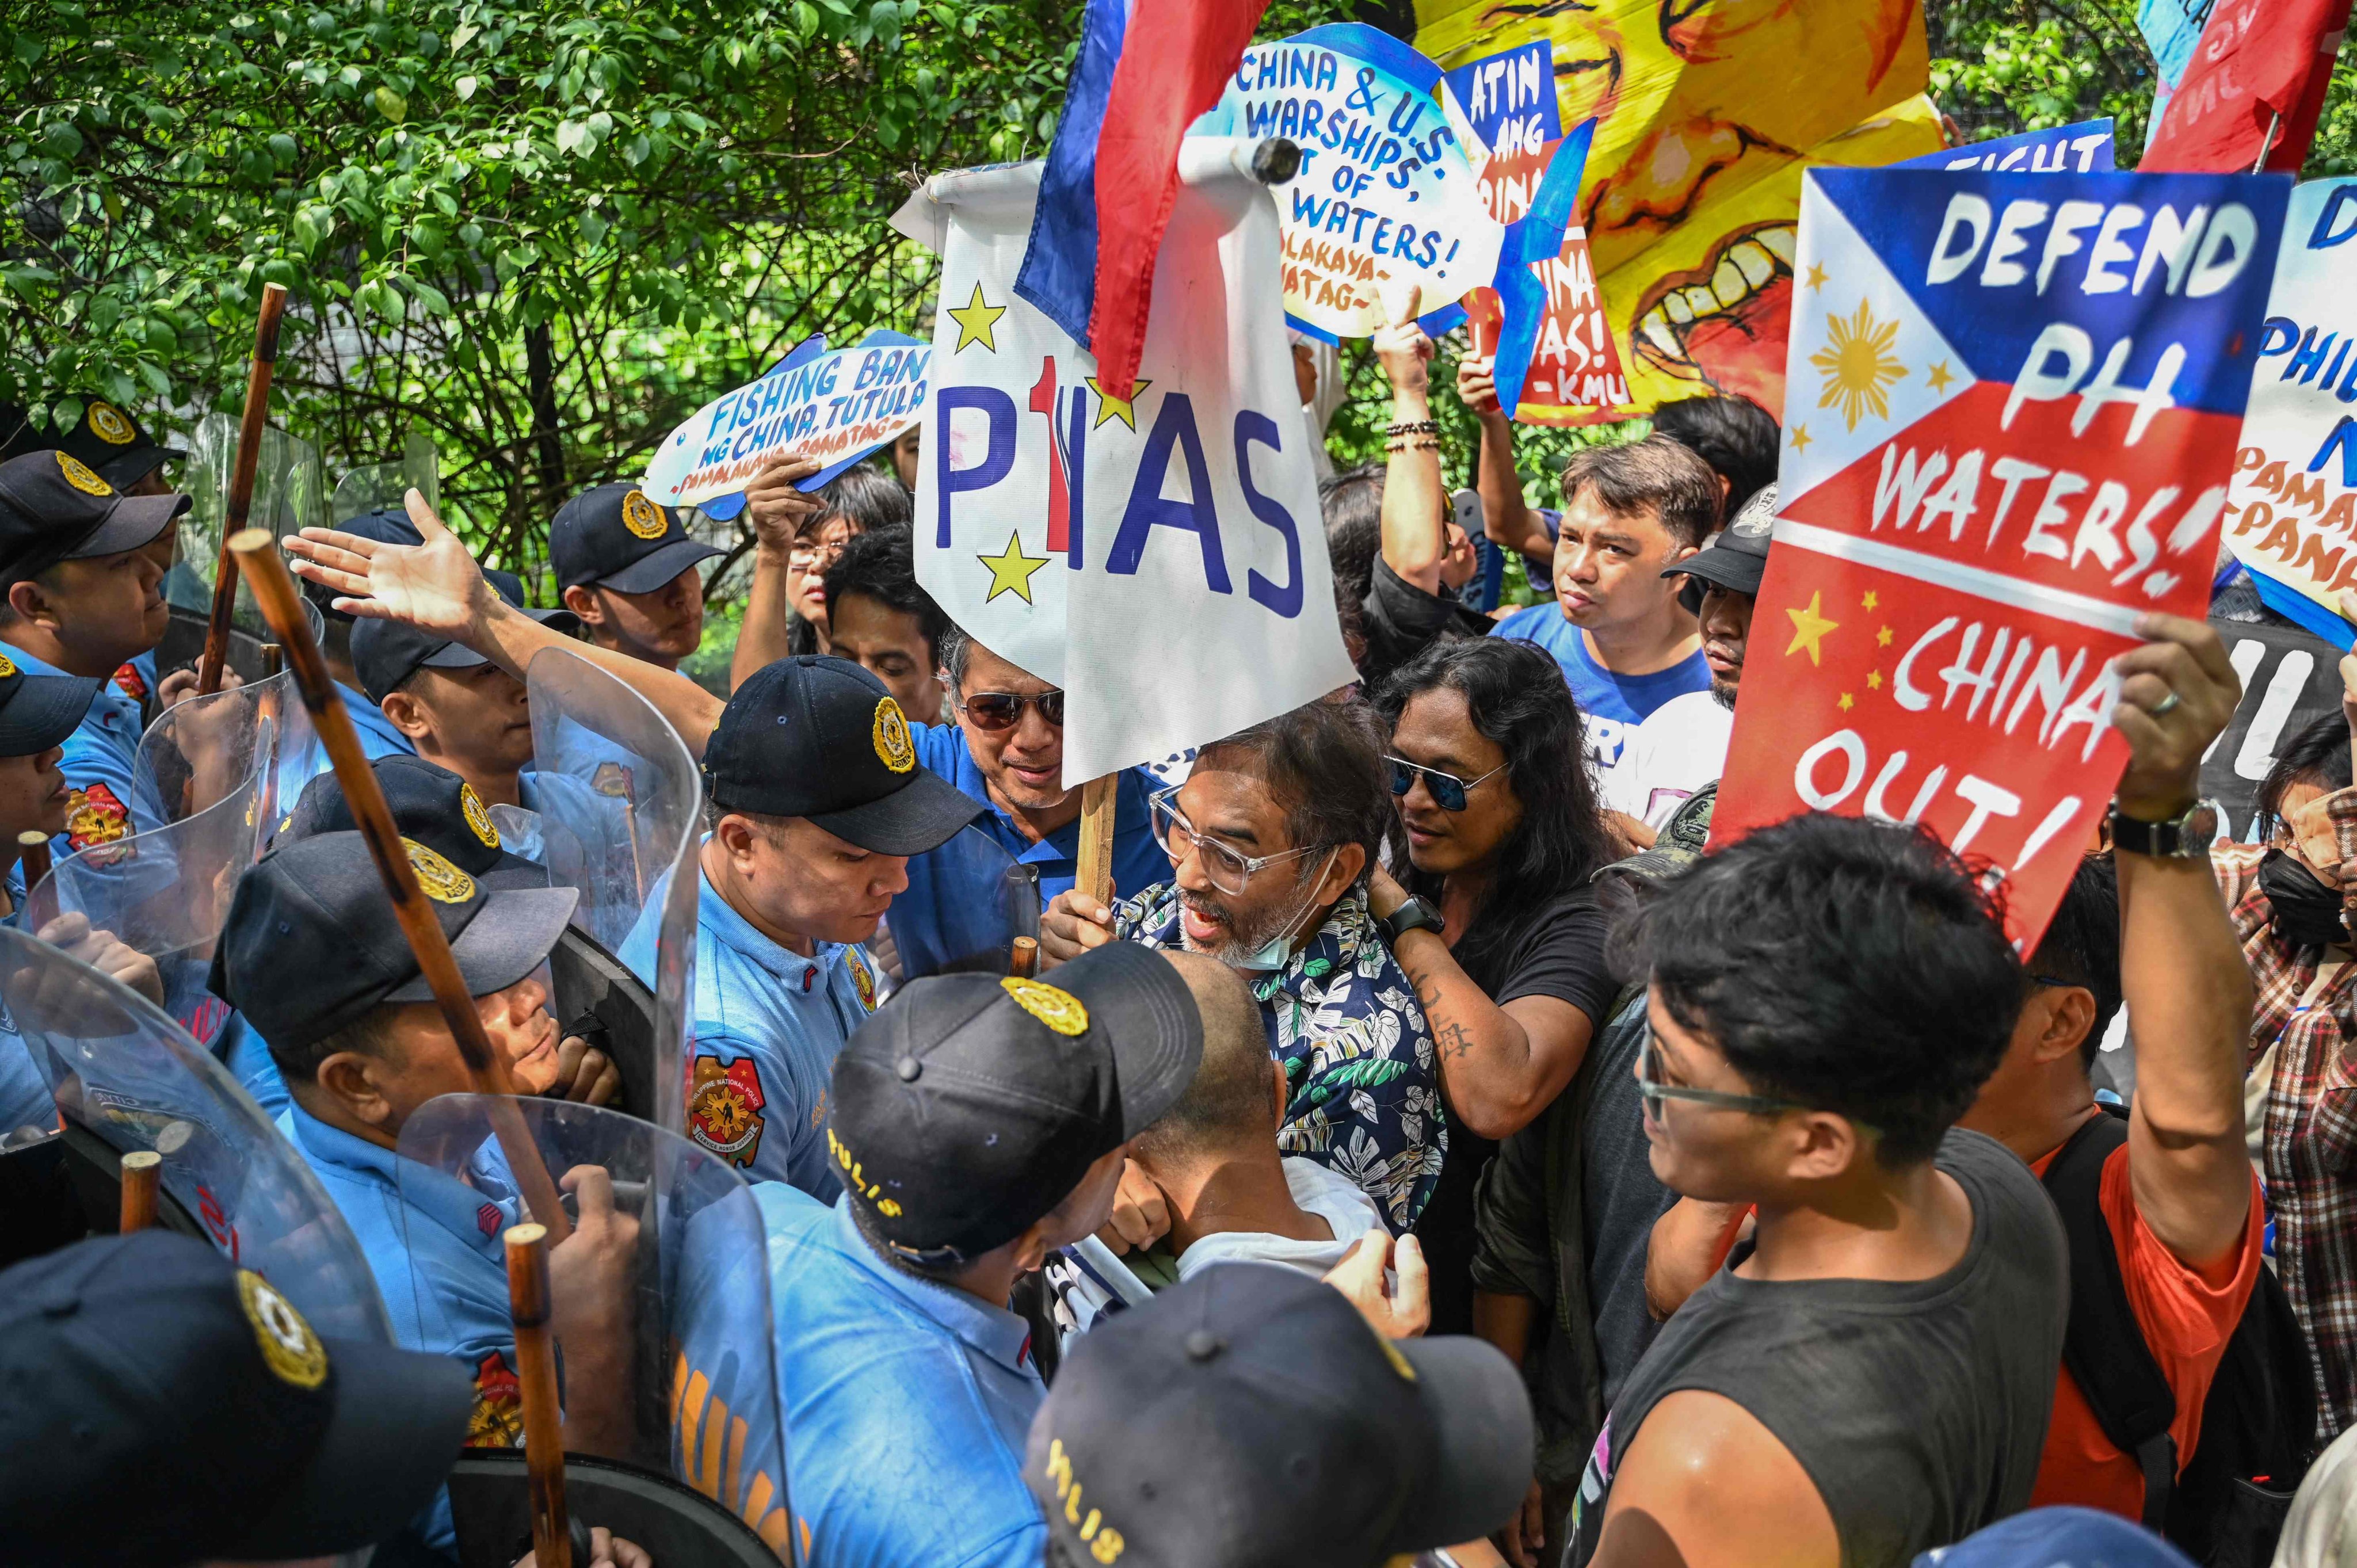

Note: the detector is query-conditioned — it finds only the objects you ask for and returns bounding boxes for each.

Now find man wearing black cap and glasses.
[757,942,1205,1568]
[551,483,723,673]
[0,449,192,861]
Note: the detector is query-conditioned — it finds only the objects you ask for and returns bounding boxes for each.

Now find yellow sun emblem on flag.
[1810,300,1907,432]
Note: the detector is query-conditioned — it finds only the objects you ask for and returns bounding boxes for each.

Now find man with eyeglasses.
[1040,699,1446,1234]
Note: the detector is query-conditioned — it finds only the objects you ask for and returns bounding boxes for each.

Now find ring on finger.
[2150,691,2181,717]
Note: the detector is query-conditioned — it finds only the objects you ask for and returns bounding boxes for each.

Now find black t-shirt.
[1414,886,1621,1335]
[1358,556,1493,692]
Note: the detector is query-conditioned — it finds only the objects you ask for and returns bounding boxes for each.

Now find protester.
[208,831,634,1552]
[1040,699,1445,1231]
[822,524,949,726]
[351,567,578,815]
[889,424,921,491]
[1649,394,1780,517]
[1321,462,1385,670]
[783,466,911,658]
[619,655,975,1189]
[1488,437,1719,818]
[0,1229,476,1568]
[1569,812,2067,1568]
[551,482,723,672]
[757,944,1205,1568]
[1040,951,1386,1340]
[0,449,193,856]
[1365,636,1620,1336]
[1025,1264,1536,1568]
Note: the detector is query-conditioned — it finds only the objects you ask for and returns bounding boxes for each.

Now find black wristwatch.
[1379,896,1446,944]
[2109,798,2221,859]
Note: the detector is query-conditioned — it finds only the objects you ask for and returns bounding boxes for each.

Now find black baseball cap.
[551,482,722,594]
[704,654,979,855]
[1672,480,1775,607]
[0,1229,472,1568]
[0,649,101,756]
[53,397,184,491]
[829,943,1203,1263]
[0,401,48,463]
[212,829,578,1053]
[350,567,578,703]
[282,754,547,890]
[1026,1265,1535,1568]
[0,449,189,587]
[307,506,424,621]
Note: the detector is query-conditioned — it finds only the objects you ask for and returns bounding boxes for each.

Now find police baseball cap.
[551,482,722,595]
[350,567,578,703]
[0,449,189,587]
[0,1230,472,1568]
[1025,1265,1536,1568]
[0,650,101,757]
[305,506,423,622]
[54,397,184,491]
[212,829,578,1053]
[283,754,547,890]
[1672,480,1776,607]
[704,654,979,855]
[830,943,1203,1263]
[0,401,47,463]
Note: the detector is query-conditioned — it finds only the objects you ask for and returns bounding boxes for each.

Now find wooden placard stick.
[16,830,49,894]
[197,282,291,696]
[119,1149,160,1233]
[227,528,571,1240]
[505,1222,574,1568]
[1073,775,1119,907]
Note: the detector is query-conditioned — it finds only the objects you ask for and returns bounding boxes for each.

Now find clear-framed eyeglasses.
[1149,786,1322,897]
[1633,1019,1813,1119]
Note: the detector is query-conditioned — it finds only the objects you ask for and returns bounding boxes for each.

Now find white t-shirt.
[1604,688,1734,829]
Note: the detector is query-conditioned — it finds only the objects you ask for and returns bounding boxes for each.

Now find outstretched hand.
[280,487,494,640]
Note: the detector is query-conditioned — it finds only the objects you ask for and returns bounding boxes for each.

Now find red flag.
[2143,0,2352,174]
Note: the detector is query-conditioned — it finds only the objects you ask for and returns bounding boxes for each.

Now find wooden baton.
[505,1222,574,1568]
[1008,935,1039,978]
[16,830,49,894]
[226,528,572,1241]
[197,282,291,696]
[119,1149,159,1233]
[1074,774,1119,906]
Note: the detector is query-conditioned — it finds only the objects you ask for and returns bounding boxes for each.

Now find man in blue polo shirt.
[760,940,1205,1568]
[619,655,978,1192]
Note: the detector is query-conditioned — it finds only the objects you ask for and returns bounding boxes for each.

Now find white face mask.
[1224,848,1338,972]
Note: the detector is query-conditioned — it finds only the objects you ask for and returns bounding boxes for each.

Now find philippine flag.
[1013,0,1269,400]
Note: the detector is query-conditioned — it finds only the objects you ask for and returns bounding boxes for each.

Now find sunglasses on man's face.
[956,688,1065,732]
[1386,756,1506,813]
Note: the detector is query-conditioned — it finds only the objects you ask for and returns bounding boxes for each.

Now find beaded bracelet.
[1385,418,1440,438]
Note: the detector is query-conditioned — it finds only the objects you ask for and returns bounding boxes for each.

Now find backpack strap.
[2038,1106,2179,1532]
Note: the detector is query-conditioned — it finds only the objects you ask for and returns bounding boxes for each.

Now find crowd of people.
[5,286,2357,1568]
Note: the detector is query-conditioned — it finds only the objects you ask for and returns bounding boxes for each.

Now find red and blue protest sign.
[1715,165,2290,947]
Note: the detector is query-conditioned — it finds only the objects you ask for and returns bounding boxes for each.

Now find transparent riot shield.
[0,923,394,1341]
[131,667,327,851]
[524,649,701,1134]
[170,415,334,674]
[30,731,265,1047]
[331,427,441,523]
[398,1096,790,1562]
[888,824,1042,980]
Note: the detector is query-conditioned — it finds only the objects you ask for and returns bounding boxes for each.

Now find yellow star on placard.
[1861,589,1878,611]
[1086,376,1151,430]
[978,530,1051,604]
[1837,692,1854,712]
[1924,359,1955,395]
[1866,670,1883,690]
[1876,624,1893,648]
[1805,262,1828,292]
[1788,423,1812,453]
[948,283,1006,354]
[1785,591,1839,665]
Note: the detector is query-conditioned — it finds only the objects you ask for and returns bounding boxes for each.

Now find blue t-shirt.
[617,860,880,1196]
[1490,605,1711,783]
[903,722,1164,906]
[759,1185,1047,1568]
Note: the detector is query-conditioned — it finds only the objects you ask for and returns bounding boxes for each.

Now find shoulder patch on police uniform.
[107,659,142,699]
[86,401,136,445]
[237,1269,330,1389]
[66,783,130,852]
[620,489,666,540]
[688,1055,766,1168]
[1001,976,1088,1036]
[460,783,500,848]
[0,654,18,680]
[466,1349,524,1447]
[405,838,475,903]
[872,696,914,773]
[56,451,111,497]
[848,949,876,1012]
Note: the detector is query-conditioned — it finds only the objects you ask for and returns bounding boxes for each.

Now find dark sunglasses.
[956,689,1065,732]
[1386,754,1506,812]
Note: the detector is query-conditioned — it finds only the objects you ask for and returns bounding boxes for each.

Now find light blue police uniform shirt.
[338,678,419,763]
[1490,604,1711,779]
[218,1014,288,1120]
[617,859,879,1196]
[5,643,153,863]
[0,871,51,1137]
[758,1185,1047,1568]
[903,721,1164,907]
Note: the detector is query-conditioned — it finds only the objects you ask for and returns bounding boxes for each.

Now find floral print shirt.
[1114,881,1445,1231]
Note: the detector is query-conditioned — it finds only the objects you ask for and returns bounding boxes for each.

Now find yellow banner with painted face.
[1414,0,1943,421]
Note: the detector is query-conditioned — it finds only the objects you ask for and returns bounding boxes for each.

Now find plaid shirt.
[2218,802,2357,1442]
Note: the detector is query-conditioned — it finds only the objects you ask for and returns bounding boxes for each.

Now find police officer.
[0,449,191,860]
[210,830,634,1554]
[47,398,190,708]
[616,655,976,1192]
[307,505,430,762]
[550,483,722,672]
